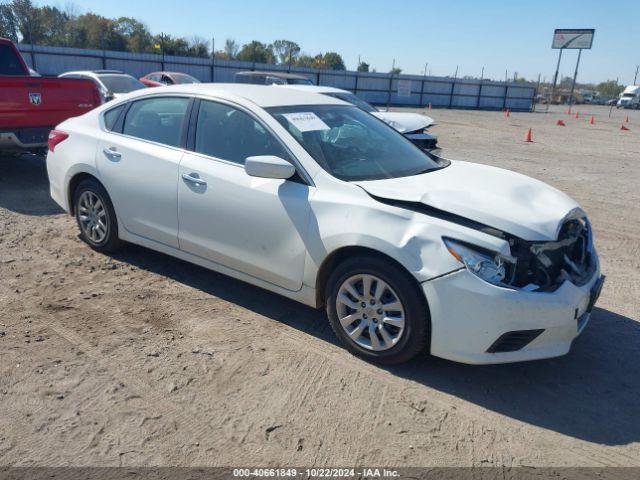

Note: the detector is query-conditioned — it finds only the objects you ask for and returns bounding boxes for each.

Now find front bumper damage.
[423,267,603,364]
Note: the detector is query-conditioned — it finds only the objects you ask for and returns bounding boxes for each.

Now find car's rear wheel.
[325,255,430,365]
[73,178,123,253]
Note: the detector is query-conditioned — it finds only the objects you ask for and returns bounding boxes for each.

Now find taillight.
[48,130,69,152]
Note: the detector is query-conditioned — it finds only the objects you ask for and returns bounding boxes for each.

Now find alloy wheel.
[77,191,108,244]
[335,274,406,351]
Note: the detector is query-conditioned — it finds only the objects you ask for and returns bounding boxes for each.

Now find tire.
[73,178,123,253]
[325,255,430,365]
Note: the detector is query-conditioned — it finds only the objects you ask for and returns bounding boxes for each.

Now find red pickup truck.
[0,38,102,153]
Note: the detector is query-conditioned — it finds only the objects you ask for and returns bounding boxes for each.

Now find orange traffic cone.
[621,124,630,131]
[589,116,595,125]
[428,102,432,110]
[556,119,566,126]
[575,112,580,119]
[625,115,629,123]
[525,128,533,142]
[565,109,570,115]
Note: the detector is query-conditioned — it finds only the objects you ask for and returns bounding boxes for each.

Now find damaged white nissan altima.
[46,84,604,365]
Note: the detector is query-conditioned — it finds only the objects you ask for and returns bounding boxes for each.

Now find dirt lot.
[1,104,639,468]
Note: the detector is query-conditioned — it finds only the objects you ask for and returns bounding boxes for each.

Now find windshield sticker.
[282,112,330,132]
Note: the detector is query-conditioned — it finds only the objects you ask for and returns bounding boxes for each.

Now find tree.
[0,4,19,42]
[357,61,369,72]
[272,39,300,65]
[115,17,153,52]
[389,67,402,74]
[295,54,316,68]
[322,51,345,70]
[9,0,40,43]
[188,36,210,58]
[74,13,126,50]
[223,38,239,59]
[237,40,275,64]
[155,34,190,56]
[596,80,624,97]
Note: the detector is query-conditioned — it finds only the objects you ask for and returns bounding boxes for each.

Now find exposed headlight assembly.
[443,237,515,287]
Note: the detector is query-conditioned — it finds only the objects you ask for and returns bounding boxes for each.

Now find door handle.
[102,147,122,161]
[182,173,207,186]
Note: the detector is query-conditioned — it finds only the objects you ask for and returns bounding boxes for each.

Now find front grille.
[486,329,545,353]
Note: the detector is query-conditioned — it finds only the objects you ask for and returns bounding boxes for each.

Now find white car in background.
[280,85,433,131]
[46,84,603,365]
[59,70,147,103]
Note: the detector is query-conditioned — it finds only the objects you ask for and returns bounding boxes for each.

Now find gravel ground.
[0,104,638,467]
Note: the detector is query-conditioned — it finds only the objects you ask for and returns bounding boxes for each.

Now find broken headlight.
[443,238,515,286]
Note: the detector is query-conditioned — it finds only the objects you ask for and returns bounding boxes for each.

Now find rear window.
[123,97,190,147]
[287,78,313,85]
[99,74,145,93]
[0,44,26,75]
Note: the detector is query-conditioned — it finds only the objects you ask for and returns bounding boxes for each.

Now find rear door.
[96,96,192,248]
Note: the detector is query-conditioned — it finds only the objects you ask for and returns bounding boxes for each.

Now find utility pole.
[211,37,215,83]
[551,48,564,103]
[160,32,165,71]
[568,49,582,109]
[634,65,639,85]
[386,58,396,111]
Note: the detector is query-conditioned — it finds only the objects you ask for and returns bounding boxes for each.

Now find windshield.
[286,78,313,85]
[622,93,635,98]
[268,105,441,181]
[99,74,146,93]
[172,73,200,84]
[324,92,377,113]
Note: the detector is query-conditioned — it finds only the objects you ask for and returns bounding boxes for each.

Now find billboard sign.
[552,29,595,49]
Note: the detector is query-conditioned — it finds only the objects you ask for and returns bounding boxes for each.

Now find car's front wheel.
[326,255,430,365]
[73,178,123,253]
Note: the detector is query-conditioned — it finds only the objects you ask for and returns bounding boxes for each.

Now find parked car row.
[1,38,438,154]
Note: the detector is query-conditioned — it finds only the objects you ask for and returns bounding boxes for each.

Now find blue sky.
[45,0,639,84]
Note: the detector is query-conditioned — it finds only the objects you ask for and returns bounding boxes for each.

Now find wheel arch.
[314,245,430,312]
[67,171,107,215]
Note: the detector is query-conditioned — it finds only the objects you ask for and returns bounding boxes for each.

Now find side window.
[103,105,124,131]
[195,100,289,165]
[266,76,286,85]
[123,97,190,147]
[0,44,26,75]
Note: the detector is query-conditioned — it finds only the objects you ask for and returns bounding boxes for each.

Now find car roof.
[61,70,127,76]
[119,83,348,108]
[147,71,195,76]
[235,71,311,80]
[278,84,349,94]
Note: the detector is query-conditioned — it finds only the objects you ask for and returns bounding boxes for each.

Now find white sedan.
[46,84,603,365]
[280,84,434,133]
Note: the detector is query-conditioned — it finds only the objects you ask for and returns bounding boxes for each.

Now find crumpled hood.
[356,160,581,241]
[372,111,434,133]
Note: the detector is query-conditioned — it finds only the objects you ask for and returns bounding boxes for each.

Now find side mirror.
[245,155,295,180]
